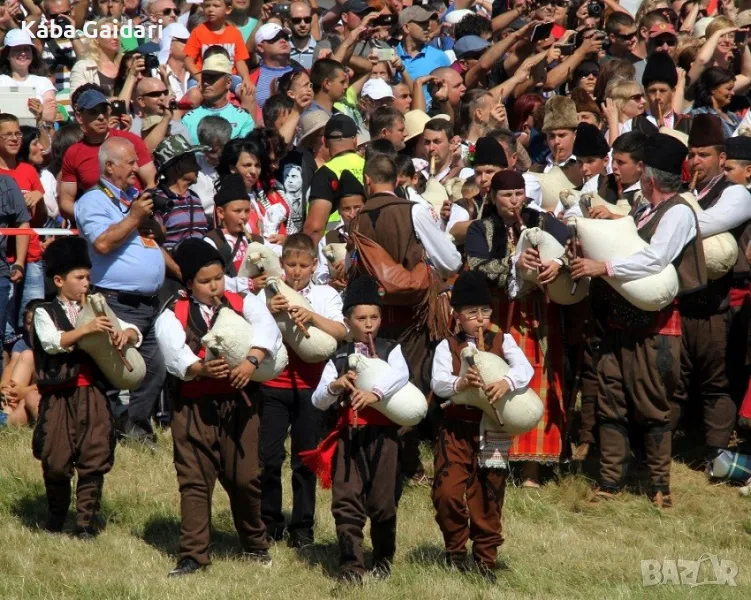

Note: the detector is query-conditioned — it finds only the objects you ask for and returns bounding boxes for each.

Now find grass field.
[0,426,749,600]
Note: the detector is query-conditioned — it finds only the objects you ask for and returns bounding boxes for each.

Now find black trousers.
[260,386,324,537]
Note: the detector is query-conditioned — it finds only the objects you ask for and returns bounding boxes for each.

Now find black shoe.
[338,569,364,585]
[44,514,66,534]
[243,549,273,567]
[287,529,314,549]
[444,552,472,572]
[476,563,497,583]
[74,530,98,541]
[369,561,392,581]
[265,524,286,543]
[168,557,203,578]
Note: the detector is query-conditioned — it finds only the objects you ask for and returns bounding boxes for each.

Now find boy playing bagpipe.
[154,238,282,576]
[32,237,141,538]
[430,271,533,581]
[303,276,410,583]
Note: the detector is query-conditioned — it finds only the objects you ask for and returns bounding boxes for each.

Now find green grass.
[0,427,749,599]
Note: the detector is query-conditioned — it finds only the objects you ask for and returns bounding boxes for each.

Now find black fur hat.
[44,236,91,278]
[173,238,225,285]
[342,276,382,314]
[450,271,491,308]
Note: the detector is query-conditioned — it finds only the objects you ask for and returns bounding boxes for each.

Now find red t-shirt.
[60,129,152,196]
[0,162,44,263]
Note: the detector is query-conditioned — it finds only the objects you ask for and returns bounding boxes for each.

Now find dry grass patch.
[0,427,748,599]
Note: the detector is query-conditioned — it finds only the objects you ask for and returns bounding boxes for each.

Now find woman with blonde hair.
[603,77,647,144]
[70,18,122,96]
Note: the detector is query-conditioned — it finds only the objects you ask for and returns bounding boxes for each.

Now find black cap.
[342,276,382,314]
[688,114,725,148]
[726,136,751,161]
[473,136,508,168]
[337,169,365,200]
[450,271,491,308]
[572,122,610,158]
[215,174,249,207]
[325,114,358,139]
[44,236,91,278]
[343,0,373,13]
[643,133,687,175]
[173,238,225,286]
[642,52,678,89]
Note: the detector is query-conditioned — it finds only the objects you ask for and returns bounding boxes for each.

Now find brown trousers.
[597,330,680,495]
[172,388,267,565]
[432,420,506,569]
[331,425,402,574]
[673,313,736,450]
[32,386,115,531]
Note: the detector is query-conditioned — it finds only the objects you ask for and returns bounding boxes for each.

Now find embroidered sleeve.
[466,220,510,287]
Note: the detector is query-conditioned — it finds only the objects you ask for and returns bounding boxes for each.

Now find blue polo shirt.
[181,102,255,145]
[396,42,451,104]
[75,179,165,295]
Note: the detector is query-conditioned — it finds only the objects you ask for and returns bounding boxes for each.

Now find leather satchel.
[349,227,431,306]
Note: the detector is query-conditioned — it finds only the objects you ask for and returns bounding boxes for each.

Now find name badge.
[139,235,159,249]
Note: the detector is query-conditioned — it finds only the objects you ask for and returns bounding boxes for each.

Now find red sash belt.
[299,404,395,489]
[444,404,483,423]
[181,376,237,399]
[39,364,95,393]
[730,286,751,308]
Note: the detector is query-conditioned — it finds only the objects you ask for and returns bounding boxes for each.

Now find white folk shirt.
[155,292,282,380]
[296,282,346,326]
[410,200,463,278]
[430,334,534,399]
[312,342,410,410]
[34,300,143,354]
[606,201,696,281]
[694,183,751,237]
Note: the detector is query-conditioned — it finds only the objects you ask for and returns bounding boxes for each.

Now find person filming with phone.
[74,136,166,450]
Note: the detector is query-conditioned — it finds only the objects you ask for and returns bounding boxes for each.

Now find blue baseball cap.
[75,89,110,111]
[454,35,490,59]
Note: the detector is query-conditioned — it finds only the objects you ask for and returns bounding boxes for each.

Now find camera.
[587,1,603,17]
[271,3,290,17]
[168,99,179,111]
[143,53,159,71]
[148,189,175,213]
[111,100,126,116]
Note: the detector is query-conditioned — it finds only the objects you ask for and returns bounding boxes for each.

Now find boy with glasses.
[430,270,532,581]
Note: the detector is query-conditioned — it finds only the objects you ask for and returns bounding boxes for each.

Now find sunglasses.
[654,36,677,47]
[161,7,178,16]
[614,30,636,40]
[268,32,290,43]
[290,16,312,24]
[142,89,168,97]
[629,93,644,101]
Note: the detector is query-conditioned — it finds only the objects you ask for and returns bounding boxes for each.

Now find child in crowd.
[313,169,365,289]
[261,233,347,547]
[431,271,533,581]
[205,174,268,294]
[305,276,410,583]
[155,238,282,577]
[32,237,141,538]
[0,299,44,427]
[184,0,251,82]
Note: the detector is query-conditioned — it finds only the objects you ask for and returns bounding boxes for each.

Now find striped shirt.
[289,37,317,71]
[256,63,293,108]
[153,186,209,250]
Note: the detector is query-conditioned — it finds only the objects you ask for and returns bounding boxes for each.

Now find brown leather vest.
[353,193,424,271]
[636,194,707,297]
[325,228,347,245]
[447,327,504,375]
